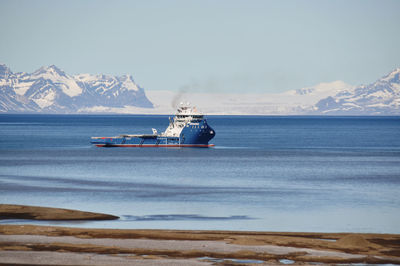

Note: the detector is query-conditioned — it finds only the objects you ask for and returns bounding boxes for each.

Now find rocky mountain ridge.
[313,68,400,115]
[0,64,153,113]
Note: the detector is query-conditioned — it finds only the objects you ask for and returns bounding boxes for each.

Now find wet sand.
[1,224,400,265]
[0,205,399,265]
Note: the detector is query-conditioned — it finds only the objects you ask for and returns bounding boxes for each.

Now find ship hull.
[91,121,215,148]
[94,144,215,148]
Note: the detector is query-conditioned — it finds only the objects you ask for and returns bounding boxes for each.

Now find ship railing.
[91,136,119,139]
[119,134,158,138]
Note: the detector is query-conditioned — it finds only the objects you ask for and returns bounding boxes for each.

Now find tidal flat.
[0,205,399,266]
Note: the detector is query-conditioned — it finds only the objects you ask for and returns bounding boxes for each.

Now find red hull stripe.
[95,144,215,148]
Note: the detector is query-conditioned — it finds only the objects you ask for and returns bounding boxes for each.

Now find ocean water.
[0,114,399,233]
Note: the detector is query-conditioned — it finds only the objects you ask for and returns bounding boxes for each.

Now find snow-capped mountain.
[0,64,153,113]
[313,68,400,115]
[1,63,399,115]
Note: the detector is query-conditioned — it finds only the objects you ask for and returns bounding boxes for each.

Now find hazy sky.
[1,0,399,93]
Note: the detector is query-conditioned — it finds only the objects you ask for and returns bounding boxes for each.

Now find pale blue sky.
[1,0,399,93]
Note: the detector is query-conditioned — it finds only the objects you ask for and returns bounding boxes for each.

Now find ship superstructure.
[90,104,215,147]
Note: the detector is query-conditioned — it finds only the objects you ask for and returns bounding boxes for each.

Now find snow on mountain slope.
[118,75,140,91]
[0,63,153,113]
[14,80,35,96]
[314,68,400,115]
[31,65,82,97]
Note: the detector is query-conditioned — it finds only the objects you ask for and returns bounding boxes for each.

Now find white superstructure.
[162,103,204,137]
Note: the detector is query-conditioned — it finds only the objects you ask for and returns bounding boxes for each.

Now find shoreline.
[1,204,399,265]
[1,224,399,265]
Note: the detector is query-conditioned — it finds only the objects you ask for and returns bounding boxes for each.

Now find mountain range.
[0,63,399,115]
[146,68,399,115]
[313,68,400,115]
[0,64,153,113]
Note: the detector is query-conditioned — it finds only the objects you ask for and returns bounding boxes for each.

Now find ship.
[90,104,216,147]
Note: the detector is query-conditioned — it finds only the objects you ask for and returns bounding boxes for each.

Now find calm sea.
[0,114,399,233]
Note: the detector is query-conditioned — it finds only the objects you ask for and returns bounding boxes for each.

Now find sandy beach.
[0,205,399,265]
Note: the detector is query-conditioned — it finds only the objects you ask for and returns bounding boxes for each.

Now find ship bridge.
[162,103,205,137]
